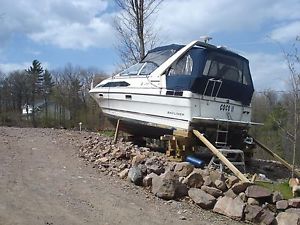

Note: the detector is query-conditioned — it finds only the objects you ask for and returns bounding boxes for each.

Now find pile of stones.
[78,134,300,225]
[78,134,168,176]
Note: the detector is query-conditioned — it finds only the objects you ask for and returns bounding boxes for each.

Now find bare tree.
[283,37,300,177]
[114,0,164,66]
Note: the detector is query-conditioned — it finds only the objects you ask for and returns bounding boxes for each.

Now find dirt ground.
[0,127,244,225]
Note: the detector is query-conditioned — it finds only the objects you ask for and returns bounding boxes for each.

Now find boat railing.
[202,78,222,98]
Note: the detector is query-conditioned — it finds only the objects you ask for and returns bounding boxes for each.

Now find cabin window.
[168,54,193,76]
[102,81,130,87]
[242,61,251,85]
[203,53,250,85]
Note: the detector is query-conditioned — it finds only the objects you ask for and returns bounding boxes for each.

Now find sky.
[0,0,300,91]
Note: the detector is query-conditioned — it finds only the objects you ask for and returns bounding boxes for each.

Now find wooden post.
[252,137,300,178]
[113,119,120,144]
[193,130,250,183]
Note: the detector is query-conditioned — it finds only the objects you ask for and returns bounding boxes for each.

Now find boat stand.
[160,134,192,161]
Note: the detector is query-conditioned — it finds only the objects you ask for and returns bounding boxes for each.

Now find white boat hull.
[90,87,252,133]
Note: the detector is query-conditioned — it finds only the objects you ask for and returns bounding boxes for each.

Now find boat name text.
[219,104,234,112]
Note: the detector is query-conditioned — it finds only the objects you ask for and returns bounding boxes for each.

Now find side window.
[203,53,245,84]
[169,54,193,76]
[242,61,251,85]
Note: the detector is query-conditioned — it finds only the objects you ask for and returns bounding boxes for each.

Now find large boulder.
[138,164,147,175]
[276,212,300,225]
[286,208,300,216]
[203,176,214,187]
[143,172,158,187]
[176,183,188,198]
[201,185,223,198]
[209,170,225,182]
[224,189,237,199]
[225,176,239,188]
[272,191,283,203]
[276,200,289,210]
[145,156,165,175]
[213,196,245,220]
[188,188,216,209]
[245,185,272,198]
[174,162,194,177]
[231,182,252,194]
[151,171,179,200]
[128,166,143,185]
[257,209,275,225]
[244,205,263,222]
[182,172,204,188]
[214,179,227,192]
[289,198,300,208]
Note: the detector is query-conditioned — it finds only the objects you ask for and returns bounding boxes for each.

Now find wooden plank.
[113,119,120,144]
[193,130,250,183]
[253,137,300,178]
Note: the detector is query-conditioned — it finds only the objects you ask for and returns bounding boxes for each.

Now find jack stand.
[160,135,191,161]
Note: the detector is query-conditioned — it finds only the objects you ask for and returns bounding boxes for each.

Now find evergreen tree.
[26,60,44,127]
[42,70,54,122]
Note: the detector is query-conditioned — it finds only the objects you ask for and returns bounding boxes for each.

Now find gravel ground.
[0,126,245,225]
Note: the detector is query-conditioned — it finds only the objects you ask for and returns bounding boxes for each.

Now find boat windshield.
[119,49,176,76]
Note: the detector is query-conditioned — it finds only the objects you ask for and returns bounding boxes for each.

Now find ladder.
[212,123,246,172]
[215,122,229,148]
[202,78,222,98]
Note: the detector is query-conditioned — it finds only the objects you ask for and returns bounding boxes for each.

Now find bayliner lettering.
[167,111,184,116]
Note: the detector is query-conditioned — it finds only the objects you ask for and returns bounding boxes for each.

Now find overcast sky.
[1,0,300,91]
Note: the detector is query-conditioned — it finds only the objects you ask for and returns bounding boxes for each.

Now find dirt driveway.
[0,127,243,225]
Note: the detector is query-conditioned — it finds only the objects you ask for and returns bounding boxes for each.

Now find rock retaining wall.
[79,134,300,225]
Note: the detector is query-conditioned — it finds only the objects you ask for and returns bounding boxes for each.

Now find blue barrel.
[186,155,205,168]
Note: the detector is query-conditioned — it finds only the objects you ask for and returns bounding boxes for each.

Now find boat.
[89,39,258,150]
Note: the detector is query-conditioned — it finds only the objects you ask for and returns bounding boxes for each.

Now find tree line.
[0,61,107,130]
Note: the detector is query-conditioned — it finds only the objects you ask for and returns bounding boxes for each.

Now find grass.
[255,180,293,199]
[98,130,115,137]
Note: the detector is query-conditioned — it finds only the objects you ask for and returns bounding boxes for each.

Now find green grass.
[255,180,293,199]
[98,130,115,137]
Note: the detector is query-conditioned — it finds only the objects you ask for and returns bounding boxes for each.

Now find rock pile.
[79,134,300,225]
[79,134,168,176]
